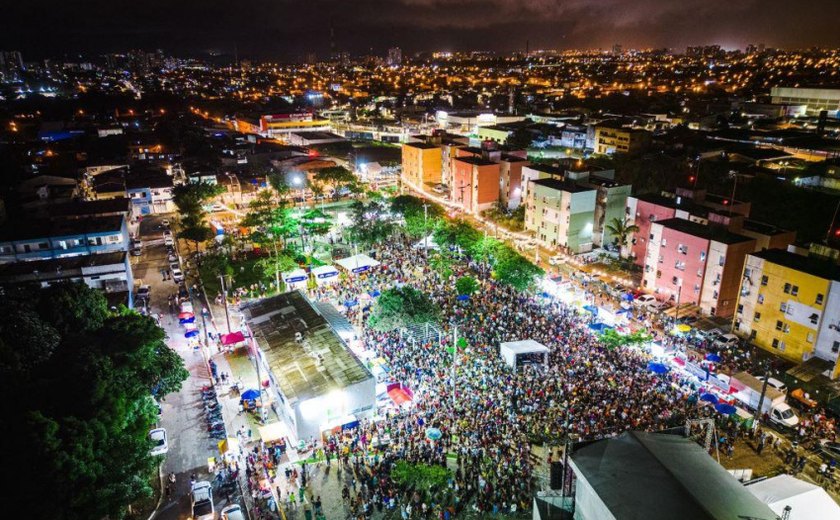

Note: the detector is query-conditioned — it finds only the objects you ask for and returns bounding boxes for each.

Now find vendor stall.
[335,254,380,275]
[312,265,340,285]
[500,339,549,373]
[282,268,309,290]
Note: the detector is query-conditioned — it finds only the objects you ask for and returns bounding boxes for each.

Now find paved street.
[133,215,244,520]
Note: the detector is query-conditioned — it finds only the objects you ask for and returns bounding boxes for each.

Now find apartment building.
[643,218,756,317]
[594,124,651,155]
[735,249,840,377]
[450,156,501,214]
[526,178,597,253]
[401,141,442,189]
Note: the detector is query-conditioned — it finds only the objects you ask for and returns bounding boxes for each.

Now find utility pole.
[219,273,232,334]
[423,202,429,250]
[754,360,771,428]
[452,324,458,409]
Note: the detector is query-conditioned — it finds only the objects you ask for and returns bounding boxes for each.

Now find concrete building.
[526,178,596,253]
[401,141,443,189]
[386,47,402,67]
[573,171,631,248]
[450,156,501,215]
[241,291,376,440]
[735,249,840,378]
[499,154,530,210]
[288,131,346,147]
[594,124,651,155]
[771,87,840,116]
[643,218,756,317]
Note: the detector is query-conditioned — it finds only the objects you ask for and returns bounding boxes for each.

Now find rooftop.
[656,218,754,245]
[0,251,127,278]
[570,431,778,520]
[752,248,840,282]
[532,177,594,194]
[454,156,498,167]
[0,215,124,241]
[404,141,440,150]
[241,291,373,404]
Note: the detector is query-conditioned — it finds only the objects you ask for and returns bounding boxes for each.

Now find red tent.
[221,331,245,346]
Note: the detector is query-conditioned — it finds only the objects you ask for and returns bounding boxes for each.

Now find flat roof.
[500,339,550,354]
[241,291,373,405]
[0,215,124,241]
[404,142,439,150]
[656,218,754,245]
[740,219,791,236]
[751,248,840,282]
[455,156,497,167]
[0,251,127,278]
[532,177,594,194]
[525,163,566,176]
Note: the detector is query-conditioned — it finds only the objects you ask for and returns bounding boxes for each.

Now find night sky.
[3,0,840,59]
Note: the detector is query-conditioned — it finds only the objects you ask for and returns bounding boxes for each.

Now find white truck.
[729,372,799,429]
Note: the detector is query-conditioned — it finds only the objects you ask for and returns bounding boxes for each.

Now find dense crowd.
[296,236,713,517]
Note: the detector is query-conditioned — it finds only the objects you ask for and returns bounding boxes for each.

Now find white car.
[161,219,171,228]
[548,255,564,266]
[717,333,740,347]
[759,376,787,393]
[634,294,657,307]
[649,300,671,312]
[149,428,168,456]
[180,301,194,314]
[164,236,175,247]
[221,504,246,520]
[171,267,184,283]
[191,481,214,520]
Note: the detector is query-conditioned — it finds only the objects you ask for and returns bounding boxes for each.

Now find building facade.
[450,156,501,214]
[401,142,442,189]
[526,178,596,253]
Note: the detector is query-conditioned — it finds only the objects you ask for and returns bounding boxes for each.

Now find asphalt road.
[133,215,241,520]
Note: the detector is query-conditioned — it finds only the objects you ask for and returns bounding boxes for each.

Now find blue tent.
[715,403,737,415]
[241,389,260,401]
[539,292,551,299]
[184,330,199,338]
[700,393,719,404]
[179,317,196,325]
[705,353,722,363]
[344,299,359,308]
[616,308,631,315]
[456,294,470,301]
[582,305,598,315]
[369,290,381,298]
[588,322,614,333]
[647,362,669,374]
[622,293,634,301]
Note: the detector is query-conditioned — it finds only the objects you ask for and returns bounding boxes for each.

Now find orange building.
[401,142,443,189]
[451,156,501,215]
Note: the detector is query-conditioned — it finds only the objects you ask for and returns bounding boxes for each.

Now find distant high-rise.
[387,47,402,67]
[612,43,622,55]
[0,51,25,82]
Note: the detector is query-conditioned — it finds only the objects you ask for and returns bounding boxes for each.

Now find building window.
[749,330,757,340]
[661,238,667,246]
[758,294,764,304]
[718,255,725,267]
[675,261,685,271]
[744,268,751,278]
[700,251,706,262]
[737,304,743,314]
[833,341,840,354]
[816,293,824,305]
[694,284,701,294]
[780,302,787,313]
[678,244,688,254]
[776,320,784,331]
[761,275,768,286]
[784,283,792,294]
[772,338,780,349]
[807,333,815,343]
[792,285,799,296]
[754,312,761,322]
[672,276,679,285]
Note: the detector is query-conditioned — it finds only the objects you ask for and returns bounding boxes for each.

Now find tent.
[221,331,245,346]
[746,474,840,520]
[282,268,308,289]
[312,265,339,285]
[500,340,549,373]
[335,254,381,274]
[414,234,439,250]
[258,422,288,443]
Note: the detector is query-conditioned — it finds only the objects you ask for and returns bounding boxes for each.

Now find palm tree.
[604,217,639,259]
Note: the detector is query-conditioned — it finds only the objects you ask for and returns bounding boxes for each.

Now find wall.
[629,198,676,267]
[644,224,709,303]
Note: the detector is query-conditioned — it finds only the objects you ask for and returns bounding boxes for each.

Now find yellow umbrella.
[218,437,239,455]
[673,324,691,334]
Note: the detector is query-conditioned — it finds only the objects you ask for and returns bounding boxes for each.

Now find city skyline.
[3,0,840,60]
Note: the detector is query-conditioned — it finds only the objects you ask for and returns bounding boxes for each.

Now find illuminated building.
[401,141,443,189]
[594,124,651,155]
[525,178,596,253]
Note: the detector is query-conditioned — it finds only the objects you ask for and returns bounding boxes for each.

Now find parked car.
[649,301,672,312]
[716,333,740,347]
[149,428,168,456]
[180,301,194,314]
[221,504,245,520]
[164,236,175,247]
[136,284,151,300]
[432,184,448,194]
[758,376,787,393]
[161,218,171,228]
[818,439,840,461]
[548,255,564,266]
[634,294,657,307]
[171,267,184,283]
[191,481,214,520]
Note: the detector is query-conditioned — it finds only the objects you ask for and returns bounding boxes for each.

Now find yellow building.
[594,124,651,155]
[401,142,442,189]
[734,249,840,378]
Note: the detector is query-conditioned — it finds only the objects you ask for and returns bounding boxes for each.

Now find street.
[133,215,243,520]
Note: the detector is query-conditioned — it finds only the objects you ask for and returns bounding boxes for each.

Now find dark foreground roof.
[570,431,778,520]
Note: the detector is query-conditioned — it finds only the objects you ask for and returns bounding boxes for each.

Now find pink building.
[643,218,756,317]
[626,195,678,267]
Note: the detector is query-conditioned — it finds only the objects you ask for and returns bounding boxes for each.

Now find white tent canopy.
[335,254,380,275]
[746,474,840,520]
[413,234,439,250]
[282,268,308,288]
[312,265,340,285]
[500,339,550,373]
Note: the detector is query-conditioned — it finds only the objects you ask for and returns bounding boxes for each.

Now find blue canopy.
[539,292,551,299]
[616,308,631,315]
[425,427,442,441]
[179,317,196,325]
[700,393,719,404]
[582,305,598,315]
[369,290,381,298]
[647,362,669,374]
[705,353,722,363]
[184,330,199,338]
[589,322,614,333]
[622,293,634,301]
[344,299,359,308]
[456,294,470,301]
[715,403,737,415]
[241,389,260,401]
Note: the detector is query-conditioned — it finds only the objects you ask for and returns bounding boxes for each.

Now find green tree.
[368,286,441,332]
[347,200,396,246]
[313,166,359,196]
[604,217,640,258]
[433,219,482,254]
[492,244,544,290]
[0,283,188,520]
[455,275,480,296]
[391,195,444,238]
[505,125,536,149]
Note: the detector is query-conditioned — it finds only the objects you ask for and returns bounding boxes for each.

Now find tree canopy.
[0,282,188,520]
[391,195,444,238]
[368,286,441,332]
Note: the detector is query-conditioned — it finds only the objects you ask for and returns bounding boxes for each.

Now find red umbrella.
[178,312,194,319]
